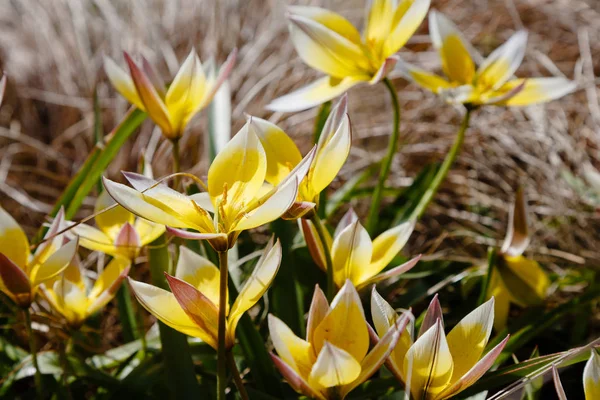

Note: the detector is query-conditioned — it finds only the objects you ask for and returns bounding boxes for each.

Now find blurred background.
[0,0,598,321]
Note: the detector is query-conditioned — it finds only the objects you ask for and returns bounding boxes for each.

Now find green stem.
[366,78,401,234]
[310,214,335,301]
[59,335,73,400]
[217,251,229,400]
[478,247,497,305]
[172,138,182,190]
[227,351,249,400]
[409,107,473,221]
[24,308,42,399]
[115,283,138,343]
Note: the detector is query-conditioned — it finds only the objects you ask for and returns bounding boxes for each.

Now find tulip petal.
[0,253,31,301]
[418,294,444,338]
[114,222,141,257]
[429,11,476,84]
[188,192,215,214]
[289,6,362,45]
[270,353,326,400]
[363,219,415,284]
[175,246,222,308]
[501,187,529,257]
[287,11,369,78]
[499,77,578,106]
[134,218,166,246]
[487,270,511,331]
[333,208,359,239]
[499,255,549,306]
[437,335,509,399]
[393,58,454,93]
[94,190,135,238]
[309,341,361,388]
[53,278,89,323]
[249,117,303,185]
[31,239,78,287]
[300,219,329,271]
[309,96,352,198]
[340,314,408,397]
[0,205,30,269]
[584,350,600,400]
[129,278,217,348]
[165,226,226,242]
[383,0,431,58]
[365,0,396,53]
[369,55,399,84]
[103,56,145,111]
[404,319,454,400]
[208,122,267,223]
[103,177,193,229]
[357,255,421,290]
[89,257,130,300]
[476,31,528,90]
[165,275,220,348]
[124,53,172,135]
[446,298,495,384]
[331,221,373,287]
[228,240,282,342]
[87,263,130,316]
[266,76,363,113]
[268,314,314,379]
[306,285,329,345]
[313,280,369,362]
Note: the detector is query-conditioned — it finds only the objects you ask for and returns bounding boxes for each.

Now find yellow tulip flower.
[103,121,302,251]
[396,11,577,106]
[43,257,130,328]
[129,238,281,350]
[485,188,550,331]
[68,191,165,261]
[584,350,600,399]
[252,95,351,218]
[267,0,431,112]
[104,49,236,139]
[0,206,78,307]
[371,290,509,399]
[300,208,418,289]
[269,281,407,400]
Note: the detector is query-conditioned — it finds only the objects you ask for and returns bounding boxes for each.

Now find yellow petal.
[306,285,330,346]
[0,205,30,269]
[87,264,130,316]
[165,50,207,134]
[308,341,361,388]
[501,255,549,306]
[403,319,454,400]
[394,58,454,93]
[476,31,527,90]
[208,122,267,227]
[266,76,363,113]
[129,278,218,348]
[249,117,302,185]
[103,56,145,111]
[287,10,369,78]
[500,187,529,257]
[89,257,129,300]
[31,208,68,268]
[429,11,475,84]
[175,246,222,310]
[498,77,577,106]
[228,240,281,343]
[313,280,369,362]
[30,239,78,287]
[268,314,315,380]
[365,0,395,54]
[289,6,362,45]
[364,220,415,285]
[70,224,116,256]
[51,278,88,324]
[446,298,494,385]
[94,190,135,238]
[487,269,511,331]
[331,221,372,287]
[308,96,352,199]
[584,350,600,400]
[134,218,166,246]
[382,0,431,58]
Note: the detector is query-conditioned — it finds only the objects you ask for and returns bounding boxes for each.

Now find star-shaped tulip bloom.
[269,281,408,400]
[0,207,78,308]
[584,350,600,399]
[43,257,130,328]
[68,191,164,261]
[104,49,236,139]
[396,11,577,106]
[103,120,302,251]
[129,238,281,350]
[252,95,351,218]
[267,0,431,112]
[485,188,550,331]
[371,290,509,400]
[300,208,419,290]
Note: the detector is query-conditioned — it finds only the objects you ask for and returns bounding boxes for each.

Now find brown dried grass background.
[0,0,599,276]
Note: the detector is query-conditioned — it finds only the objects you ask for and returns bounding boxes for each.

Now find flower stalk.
[24,308,42,400]
[227,351,249,400]
[217,250,229,400]
[410,106,473,220]
[366,78,401,234]
[171,138,182,190]
[309,213,335,301]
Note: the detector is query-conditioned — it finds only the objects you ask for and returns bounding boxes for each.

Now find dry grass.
[0,0,599,276]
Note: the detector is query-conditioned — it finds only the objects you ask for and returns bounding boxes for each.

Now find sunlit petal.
[476,31,527,90]
[499,77,577,106]
[268,314,314,380]
[0,205,30,269]
[89,257,129,300]
[31,239,78,287]
[87,264,130,316]
[584,350,600,400]
[331,221,373,287]
[418,294,444,338]
[309,341,361,388]
[94,190,135,238]
[306,285,329,345]
[270,353,326,400]
[382,0,431,58]
[103,56,145,111]
[175,246,221,308]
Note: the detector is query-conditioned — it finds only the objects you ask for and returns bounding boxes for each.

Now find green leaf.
[147,234,202,399]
